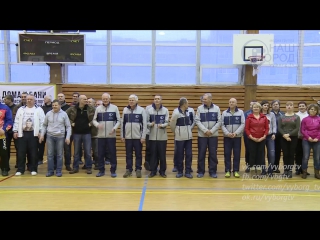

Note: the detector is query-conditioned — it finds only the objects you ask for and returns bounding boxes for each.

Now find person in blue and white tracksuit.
[170,97,194,178]
[172,106,195,173]
[121,94,147,178]
[194,93,221,178]
[221,98,245,178]
[93,93,121,178]
[146,95,169,178]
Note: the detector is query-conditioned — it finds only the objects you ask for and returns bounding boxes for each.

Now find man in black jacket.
[3,94,16,170]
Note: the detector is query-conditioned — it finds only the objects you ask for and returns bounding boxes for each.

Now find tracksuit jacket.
[121,104,147,139]
[93,103,121,138]
[146,103,169,141]
[194,103,221,137]
[170,107,195,141]
[221,107,245,137]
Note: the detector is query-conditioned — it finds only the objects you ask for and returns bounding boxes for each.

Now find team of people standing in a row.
[0,92,319,180]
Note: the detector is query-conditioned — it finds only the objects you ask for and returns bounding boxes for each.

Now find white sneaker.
[15,172,22,176]
[31,171,37,176]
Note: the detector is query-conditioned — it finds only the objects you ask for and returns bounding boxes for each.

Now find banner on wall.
[0,85,56,106]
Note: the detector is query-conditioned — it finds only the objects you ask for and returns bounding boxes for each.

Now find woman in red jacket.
[245,102,269,178]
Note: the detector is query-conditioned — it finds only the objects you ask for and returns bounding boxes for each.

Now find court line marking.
[0,190,319,197]
[138,175,149,211]
[0,174,15,183]
[0,185,319,192]
[5,176,320,183]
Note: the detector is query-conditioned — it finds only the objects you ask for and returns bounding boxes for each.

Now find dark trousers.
[17,132,38,173]
[91,138,98,165]
[224,137,241,172]
[98,138,117,173]
[105,145,111,161]
[175,139,192,174]
[281,136,298,172]
[198,137,218,174]
[125,139,142,172]
[69,134,83,162]
[274,133,282,170]
[37,133,46,162]
[149,140,167,174]
[248,139,266,168]
[145,134,151,163]
[294,138,303,172]
[6,132,18,165]
[243,133,250,165]
[0,138,9,170]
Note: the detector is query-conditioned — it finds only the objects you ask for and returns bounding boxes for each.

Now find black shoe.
[86,169,92,174]
[2,169,8,176]
[273,169,280,173]
[160,173,167,178]
[148,172,156,178]
[82,165,86,170]
[69,169,79,174]
[245,166,250,173]
[144,161,150,171]
[65,166,72,171]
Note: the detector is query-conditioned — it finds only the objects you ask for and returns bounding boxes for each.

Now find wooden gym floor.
[1,157,320,211]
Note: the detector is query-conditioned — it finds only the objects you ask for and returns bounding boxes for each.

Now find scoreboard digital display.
[18,33,86,63]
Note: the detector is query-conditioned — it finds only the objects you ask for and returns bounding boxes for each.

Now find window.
[155,66,196,84]
[111,46,151,64]
[10,30,23,43]
[259,30,299,44]
[302,67,320,84]
[303,46,320,64]
[304,30,320,43]
[0,31,3,41]
[111,66,151,84]
[85,45,107,63]
[201,30,241,44]
[68,65,107,84]
[201,68,239,84]
[200,46,233,65]
[10,64,50,83]
[0,44,4,63]
[10,44,18,63]
[156,30,196,44]
[0,64,4,82]
[156,46,196,64]
[111,30,151,43]
[80,30,106,43]
[257,66,297,85]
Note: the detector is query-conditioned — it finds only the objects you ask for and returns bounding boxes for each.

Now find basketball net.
[249,56,265,76]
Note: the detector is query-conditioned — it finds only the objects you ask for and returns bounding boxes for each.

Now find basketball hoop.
[248,56,265,76]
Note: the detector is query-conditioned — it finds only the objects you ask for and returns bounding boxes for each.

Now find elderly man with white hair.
[93,93,120,177]
[121,94,147,178]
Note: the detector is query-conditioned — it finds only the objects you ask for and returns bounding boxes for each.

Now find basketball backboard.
[233,34,274,65]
